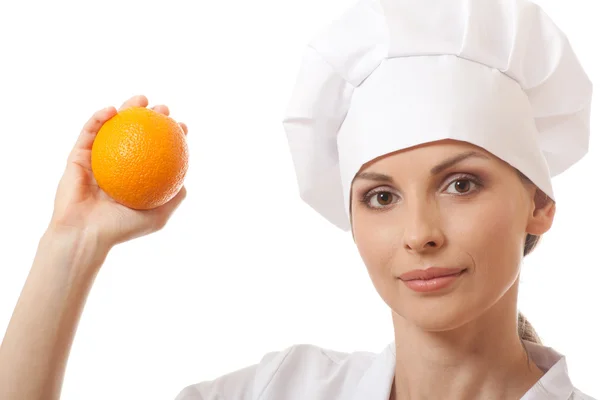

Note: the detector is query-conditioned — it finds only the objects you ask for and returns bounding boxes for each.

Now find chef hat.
[282,0,593,231]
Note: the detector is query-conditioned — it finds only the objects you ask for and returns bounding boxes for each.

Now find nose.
[402,199,445,253]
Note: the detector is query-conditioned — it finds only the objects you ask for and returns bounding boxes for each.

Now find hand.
[48,95,188,252]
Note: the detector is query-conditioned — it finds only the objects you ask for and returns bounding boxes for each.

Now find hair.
[517,169,553,346]
[518,234,543,344]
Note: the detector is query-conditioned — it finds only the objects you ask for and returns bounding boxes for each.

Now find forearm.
[0,227,108,400]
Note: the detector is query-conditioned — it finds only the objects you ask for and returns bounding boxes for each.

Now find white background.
[0,0,598,398]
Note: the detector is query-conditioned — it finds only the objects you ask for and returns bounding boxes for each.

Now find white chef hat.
[282,0,593,231]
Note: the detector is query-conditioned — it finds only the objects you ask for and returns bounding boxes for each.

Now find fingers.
[150,104,187,136]
[73,106,117,152]
[72,94,146,154]
[73,95,186,156]
[152,104,170,116]
[119,94,149,111]
[179,122,188,135]
[152,104,188,135]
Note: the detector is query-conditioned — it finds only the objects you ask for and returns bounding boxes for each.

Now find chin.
[389,294,484,332]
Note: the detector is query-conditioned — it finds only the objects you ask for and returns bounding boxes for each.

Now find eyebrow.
[353,151,490,184]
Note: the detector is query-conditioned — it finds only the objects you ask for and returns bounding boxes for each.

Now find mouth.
[399,267,467,281]
[398,267,467,293]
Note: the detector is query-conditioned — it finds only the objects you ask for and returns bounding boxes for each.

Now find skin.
[350,139,556,400]
[0,95,187,400]
[0,98,556,400]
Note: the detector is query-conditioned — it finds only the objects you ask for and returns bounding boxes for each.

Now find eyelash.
[358,174,483,210]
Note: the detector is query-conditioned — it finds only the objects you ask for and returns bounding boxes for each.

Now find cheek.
[445,196,524,281]
[350,193,528,329]
[353,193,526,280]
[353,216,400,275]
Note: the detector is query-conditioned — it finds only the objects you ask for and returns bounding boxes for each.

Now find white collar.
[351,340,575,400]
[521,340,575,399]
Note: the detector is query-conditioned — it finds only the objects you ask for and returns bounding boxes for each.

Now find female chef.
[0,0,596,399]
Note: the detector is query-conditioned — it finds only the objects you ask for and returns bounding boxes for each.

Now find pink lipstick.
[399,267,466,293]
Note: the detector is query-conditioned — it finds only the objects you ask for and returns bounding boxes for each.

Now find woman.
[0,0,596,399]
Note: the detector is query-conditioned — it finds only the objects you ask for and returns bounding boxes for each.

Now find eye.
[445,176,481,195]
[360,189,400,210]
[358,175,482,210]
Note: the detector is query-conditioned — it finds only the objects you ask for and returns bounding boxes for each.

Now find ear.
[525,188,556,236]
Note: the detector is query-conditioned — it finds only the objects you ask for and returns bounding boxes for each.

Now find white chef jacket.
[174,340,595,399]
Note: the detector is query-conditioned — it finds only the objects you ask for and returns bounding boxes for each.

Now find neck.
[390,284,544,400]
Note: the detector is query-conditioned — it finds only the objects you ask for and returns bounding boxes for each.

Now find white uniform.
[174,341,595,399]
[174,1,596,399]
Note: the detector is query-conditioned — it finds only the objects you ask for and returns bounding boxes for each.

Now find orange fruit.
[91,107,189,210]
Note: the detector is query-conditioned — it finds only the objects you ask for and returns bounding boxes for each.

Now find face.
[350,139,552,331]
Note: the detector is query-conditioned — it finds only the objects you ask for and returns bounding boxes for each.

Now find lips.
[399,267,466,281]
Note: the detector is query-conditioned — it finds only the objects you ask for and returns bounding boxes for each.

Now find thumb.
[72,107,117,153]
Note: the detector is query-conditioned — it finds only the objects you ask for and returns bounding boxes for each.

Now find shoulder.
[571,388,597,400]
[256,343,379,394]
[262,342,379,373]
[174,343,379,400]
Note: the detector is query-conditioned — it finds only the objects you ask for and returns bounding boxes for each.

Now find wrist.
[41,224,111,275]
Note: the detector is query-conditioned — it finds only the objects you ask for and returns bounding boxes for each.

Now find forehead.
[358,139,497,173]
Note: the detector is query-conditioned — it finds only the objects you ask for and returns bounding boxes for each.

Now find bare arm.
[0,95,187,400]
[0,227,107,400]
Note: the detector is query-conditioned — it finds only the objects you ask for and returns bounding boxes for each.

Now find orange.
[91,106,189,210]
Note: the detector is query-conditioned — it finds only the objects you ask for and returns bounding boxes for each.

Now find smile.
[399,267,467,293]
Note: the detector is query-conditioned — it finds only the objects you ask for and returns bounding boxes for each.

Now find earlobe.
[526,190,556,236]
